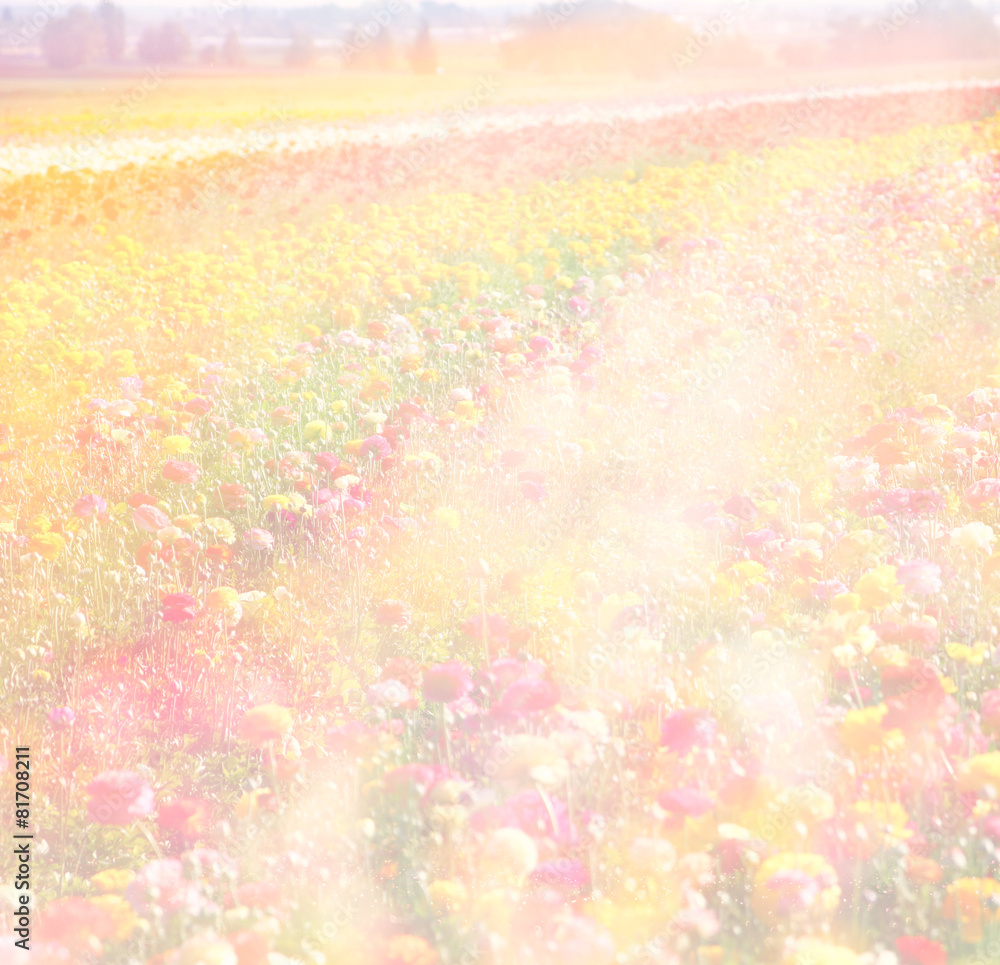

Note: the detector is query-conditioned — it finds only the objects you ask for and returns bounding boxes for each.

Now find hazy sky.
[118,0,893,7]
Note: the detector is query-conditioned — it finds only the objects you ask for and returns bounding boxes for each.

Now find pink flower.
[382,763,446,796]
[86,770,155,825]
[660,709,716,756]
[422,661,473,703]
[982,689,1000,732]
[966,477,1000,510]
[896,559,942,595]
[529,858,589,895]
[47,706,75,728]
[658,786,714,817]
[131,504,171,533]
[162,459,200,485]
[161,592,197,623]
[462,613,511,647]
[125,858,204,915]
[244,528,274,550]
[73,494,106,519]
[491,678,561,719]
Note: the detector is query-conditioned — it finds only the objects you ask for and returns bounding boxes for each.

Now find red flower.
[375,600,412,628]
[162,459,200,485]
[227,930,270,965]
[218,482,248,511]
[206,544,233,567]
[36,897,116,952]
[895,935,947,965]
[232,881,283,909]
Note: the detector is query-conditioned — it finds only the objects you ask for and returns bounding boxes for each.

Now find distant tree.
[409,19,438,74]
[221,28,246,67]
[137,20,191,65]
[41,6,100,69]
[199,44,218,66]
[97,1,125,61]
[370,25,395,70]
[285,30,316,67]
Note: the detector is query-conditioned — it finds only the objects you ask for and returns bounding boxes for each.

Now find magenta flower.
[359,435,392,459]
[86,770,156,825]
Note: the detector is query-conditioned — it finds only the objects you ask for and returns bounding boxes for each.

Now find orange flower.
[28,532,65,561]
[943,876,1000,943]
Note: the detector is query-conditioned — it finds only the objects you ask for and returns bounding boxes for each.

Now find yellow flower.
[172,514,202,531]
[205,518,236,543]
[958,752,1000,795]
[173,938,238,965]
[849,800,912,847]
[433,507,460,530]
[28,532,65,561]
[162,434,193,455]
[752,852,840,921]
[839,704,895,756]
[90,868,136,893]
[207,586,240,612]
[303,419,330,442]
[783,940,858,965]
[829,529,884,567]
[88,894,138,941]
[238,703,293,745]
[853,565,903,611]
[428,879,468,915]
[946,641,990,665]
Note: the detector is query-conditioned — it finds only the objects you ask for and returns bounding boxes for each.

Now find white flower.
[951,521,995,554]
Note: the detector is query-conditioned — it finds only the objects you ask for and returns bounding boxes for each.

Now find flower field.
[5,77,1000,965]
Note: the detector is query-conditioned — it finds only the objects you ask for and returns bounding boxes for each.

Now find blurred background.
[1,0,1000,130]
